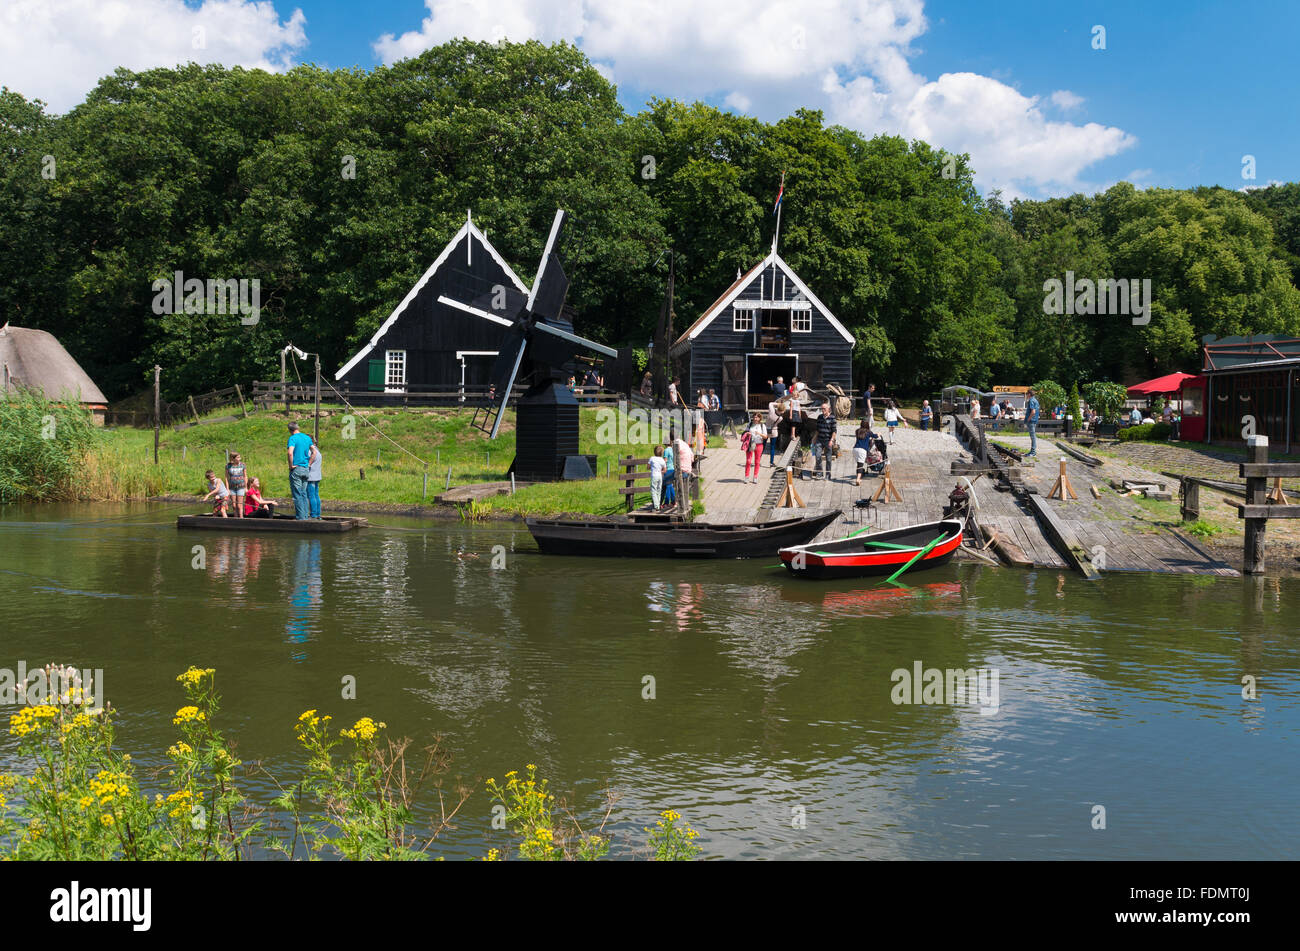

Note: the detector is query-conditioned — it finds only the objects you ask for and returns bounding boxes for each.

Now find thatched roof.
[0,324,107,405]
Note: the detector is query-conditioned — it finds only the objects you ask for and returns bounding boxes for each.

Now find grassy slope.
[94,406,720,516]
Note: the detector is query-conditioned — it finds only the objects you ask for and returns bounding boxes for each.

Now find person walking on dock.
[814,401,837,480]
[286,422,316,520]
[743,412,767,483]
[1025,387,1040,457]
[307,437,324,519]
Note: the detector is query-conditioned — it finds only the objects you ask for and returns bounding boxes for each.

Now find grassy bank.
[91,406,719,517]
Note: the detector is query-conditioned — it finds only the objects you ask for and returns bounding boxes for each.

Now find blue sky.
[2,0,1293,198]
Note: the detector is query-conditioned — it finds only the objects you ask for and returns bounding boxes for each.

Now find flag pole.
[771,171,785,255]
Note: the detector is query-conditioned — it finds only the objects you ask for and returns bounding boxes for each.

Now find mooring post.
[1180,476,1200,522]
[510,473,516,495]
[1244,435,1268,574]
[422,467,428,500]
[153,365,161,465]
[445,467,452,490]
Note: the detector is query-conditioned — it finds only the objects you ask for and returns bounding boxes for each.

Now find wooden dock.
[700,422,1237,576]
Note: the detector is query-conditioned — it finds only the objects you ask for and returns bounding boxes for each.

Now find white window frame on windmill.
[385,349,406,393]
[791,294,812,333]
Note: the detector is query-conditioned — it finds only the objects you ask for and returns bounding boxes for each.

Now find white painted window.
[792,310,812,332]
[385,349,406,391]
[733,308,754,331]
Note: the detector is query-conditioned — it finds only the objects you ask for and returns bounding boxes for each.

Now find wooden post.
[1180,477,1200,522]
[1267,477,1289,505]
[776,468,805,509]
[313,356,321,444]
[872,462,904,503]
[1047,458,1077,500]
[445,467,451,490]
[188,395,200,424]
[234,383,248,418]
[1244,435,1268,575]
[152,365,161,465]
[280,350,288,414]
[422,467,428,500]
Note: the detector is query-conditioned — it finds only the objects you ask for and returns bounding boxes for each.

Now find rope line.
[319,375,429,469]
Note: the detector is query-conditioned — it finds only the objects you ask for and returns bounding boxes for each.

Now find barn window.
[733,308,754,331]
[792,309,812,332]
[385,350,406,391]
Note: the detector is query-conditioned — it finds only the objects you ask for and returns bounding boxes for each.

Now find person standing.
[673,435,694,513]
[920,399,932,432]
[225,452,248,518]
[863,383,876,422]
[640,371,653,400]
[649,445,666,511]
[708,388,720,411]
[814,401,837,480]
[307,436,324,519]
[1025,387,1040,457]
[743,412,767,483]
[286,422,316,520]
[766,401,782,465]
[668,377,685,409]
[770,376,788,398]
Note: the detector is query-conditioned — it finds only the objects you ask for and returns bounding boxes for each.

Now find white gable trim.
[335,217,529,380]
[670,253,853,356]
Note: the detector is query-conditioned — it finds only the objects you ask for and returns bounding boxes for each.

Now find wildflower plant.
[485,764,612,861]
[646,809,702,861]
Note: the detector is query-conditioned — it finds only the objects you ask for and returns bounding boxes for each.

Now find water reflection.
[285,540,321,660]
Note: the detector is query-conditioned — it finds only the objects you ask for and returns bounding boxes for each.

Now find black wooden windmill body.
[437,209,615,482]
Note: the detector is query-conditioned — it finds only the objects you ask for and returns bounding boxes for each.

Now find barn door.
[722,356,746,410]
[801,355,824,389]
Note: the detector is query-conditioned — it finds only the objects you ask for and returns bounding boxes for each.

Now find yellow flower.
[175,667,214,687]
[340,716,386,741]
[172,705,205,725]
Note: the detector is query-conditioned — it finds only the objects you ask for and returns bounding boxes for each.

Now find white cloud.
[0,0,308,113]
[372,0,1137,198]
[1050,90,1084,112]
[825,70,1136,198]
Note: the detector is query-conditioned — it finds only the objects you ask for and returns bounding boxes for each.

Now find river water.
[1,503,1297,859]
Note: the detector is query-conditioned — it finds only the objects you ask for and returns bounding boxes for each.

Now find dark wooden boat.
[176,514,367,533]
[526,510,841,558]
[779,518,964,579]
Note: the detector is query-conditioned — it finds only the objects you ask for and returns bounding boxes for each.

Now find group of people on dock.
[647,432,696,512]
[200,421,325,519]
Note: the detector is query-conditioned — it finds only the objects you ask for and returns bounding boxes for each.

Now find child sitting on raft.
[202,470,232,516]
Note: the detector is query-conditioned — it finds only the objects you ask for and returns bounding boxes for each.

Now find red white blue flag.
[772,172,785,214]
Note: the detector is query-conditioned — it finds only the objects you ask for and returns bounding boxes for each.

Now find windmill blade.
[533,320,617,358]
[437,295,514,327]
[486,331,528,439]
[527,209,570,323]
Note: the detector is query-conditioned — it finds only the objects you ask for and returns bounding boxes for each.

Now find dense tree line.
[2,40,1298,401]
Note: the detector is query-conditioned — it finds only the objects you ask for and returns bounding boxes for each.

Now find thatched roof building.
[0,324,108,421]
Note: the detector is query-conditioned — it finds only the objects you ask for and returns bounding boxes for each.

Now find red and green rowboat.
[779,518,964,579]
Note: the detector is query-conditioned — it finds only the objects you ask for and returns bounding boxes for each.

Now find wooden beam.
[1239,462,1300,478]
[1025,494,1101,580]
[1227,502,1300,518]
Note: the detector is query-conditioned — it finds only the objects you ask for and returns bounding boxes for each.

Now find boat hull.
[176,514,367,533]
[779,518,964,578]
[526,510,841,559]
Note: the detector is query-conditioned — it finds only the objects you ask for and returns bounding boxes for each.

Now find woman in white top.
[743,413,768,482]
[648,445,667,510]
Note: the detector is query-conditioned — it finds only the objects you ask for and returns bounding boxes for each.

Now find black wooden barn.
[335,212,532,394]
[668,250,853,414]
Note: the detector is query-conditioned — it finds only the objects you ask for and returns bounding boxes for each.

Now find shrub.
[1117,422,1172,441]
[0,389,100,502]
[1068,382,1082,423]
[1032,380,1066,417]
[1082,381,1128,423]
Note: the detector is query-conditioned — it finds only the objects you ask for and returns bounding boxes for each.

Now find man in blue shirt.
[1024,388,1040,457]
[286,422,317,519]
[770,377,787,398]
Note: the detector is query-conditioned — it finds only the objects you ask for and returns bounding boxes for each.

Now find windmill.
[436,209,616,482]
